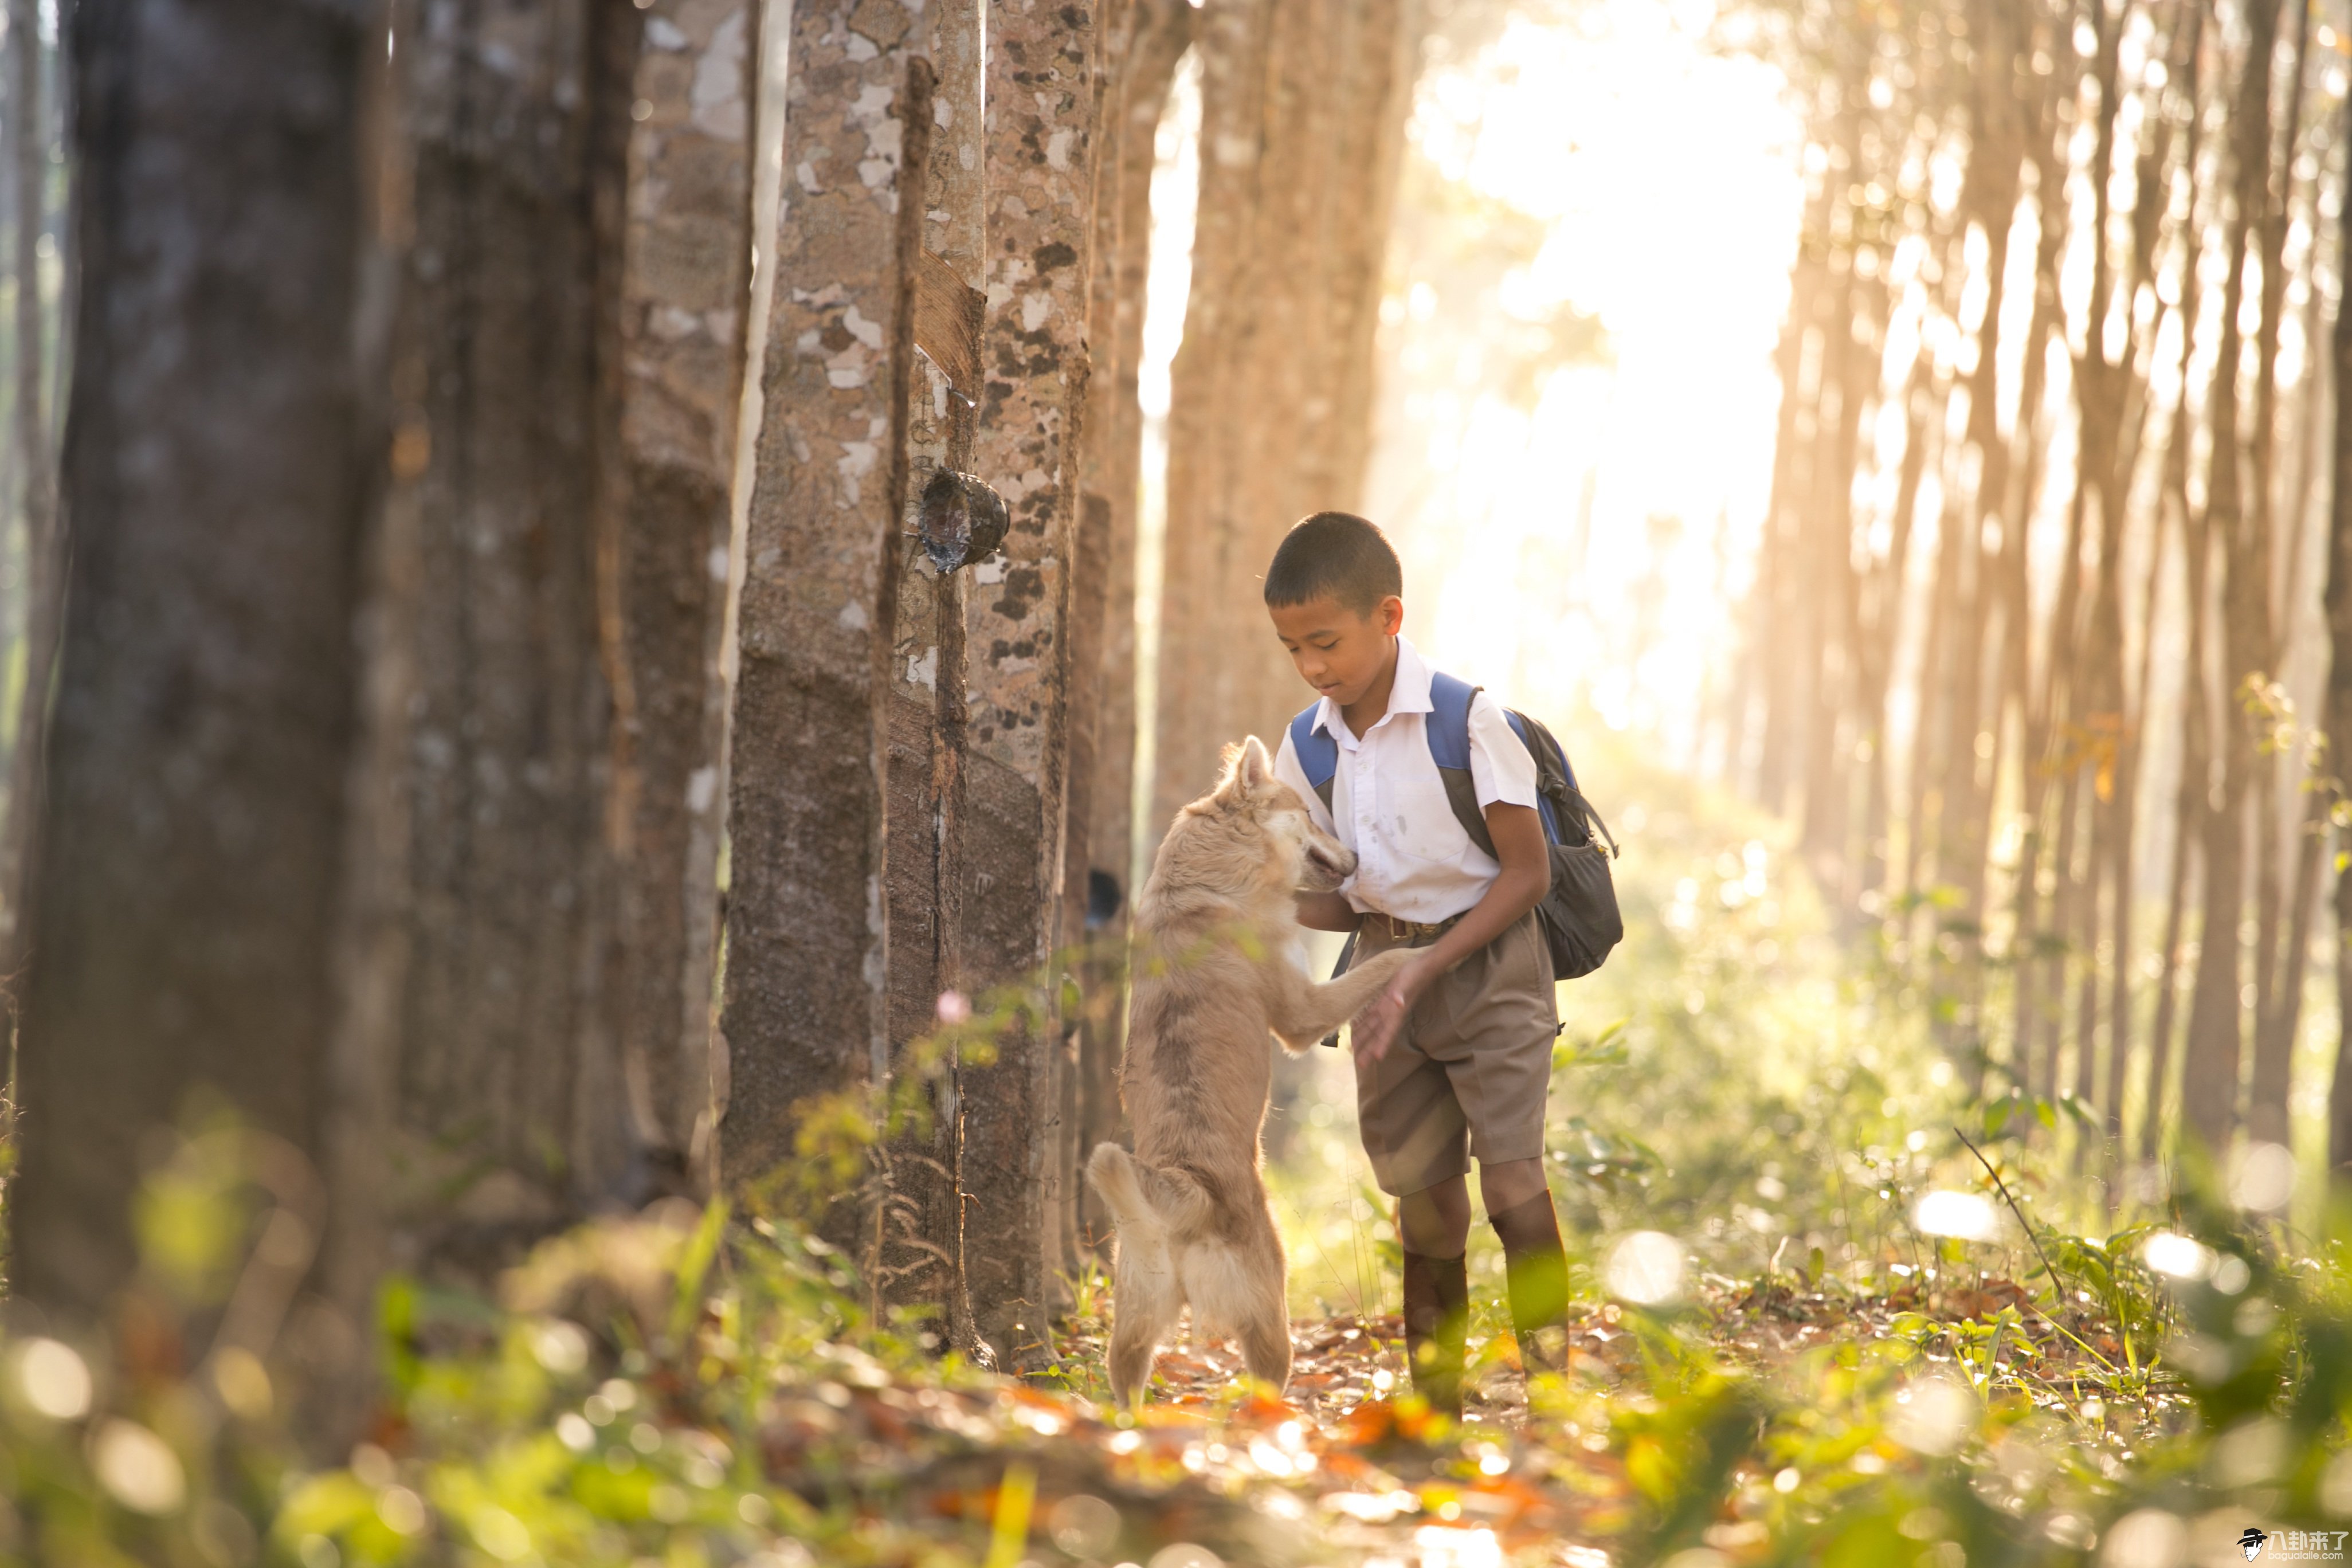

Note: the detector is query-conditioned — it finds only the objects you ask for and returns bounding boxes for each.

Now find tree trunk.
[14,0,389,1323]
[876,0,983,1342]
[1984,153,2066,1093]
[598,0,757,1196]
[1903,395,1962,912]
[2146,312,2214,1165]
[1,0,61,966]
[2102,0,2202,1167]
[2323,70,2352,1177]
[1066,0,1189,1257]
[1796,130,1874,888]
[958,0,1102,1369]
[1149,0,1414,838]
[2244,0,2311,1147]
[1855,359,1938,907]
[2022,2,2126,1135]
[1150,0,1266,832]
[2182,0,2281,1154]
[1749,171,1828,813]
[719,9,934,1186]
[879,0,997,1354]
[2138,2,2212,1162]
[381,0,669,1271]
[1922,0,2024,1079]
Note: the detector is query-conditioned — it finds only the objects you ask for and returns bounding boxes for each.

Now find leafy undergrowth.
[8,1146,2352,1568]
[13,754,2352,1564]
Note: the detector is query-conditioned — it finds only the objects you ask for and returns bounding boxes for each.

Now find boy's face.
[1268,593,1404,708]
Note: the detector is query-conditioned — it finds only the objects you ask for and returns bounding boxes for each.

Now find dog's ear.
[1214,740,1244,798]
[1213,736,1275,801]
[1234,735,1276,791]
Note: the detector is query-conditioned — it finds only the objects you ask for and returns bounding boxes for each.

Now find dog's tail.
[1086,1143,1215,1243]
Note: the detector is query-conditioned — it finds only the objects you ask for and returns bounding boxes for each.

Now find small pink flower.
[936,990,972,1024]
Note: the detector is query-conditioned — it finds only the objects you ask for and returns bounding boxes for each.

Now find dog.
[1085,735,1413,1409]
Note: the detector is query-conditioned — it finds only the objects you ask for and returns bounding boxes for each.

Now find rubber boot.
[1489,1192,1570,1374]
[1399,1248,1468,1420]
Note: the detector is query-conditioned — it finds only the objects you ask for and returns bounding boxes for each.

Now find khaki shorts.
[1350,910,1558,1196]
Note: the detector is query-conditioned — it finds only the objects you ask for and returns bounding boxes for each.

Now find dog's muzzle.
[1302,841,1356,889]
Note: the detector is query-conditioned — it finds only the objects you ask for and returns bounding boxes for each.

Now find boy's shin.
[1489,1192,1570,1373]
[1399,1248,1468,1420]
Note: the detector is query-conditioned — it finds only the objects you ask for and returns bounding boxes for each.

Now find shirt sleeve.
[1271,726,1338,836]
[1466,691,1540,812]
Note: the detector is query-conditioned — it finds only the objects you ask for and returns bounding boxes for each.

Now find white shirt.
[1271,637,1540,923]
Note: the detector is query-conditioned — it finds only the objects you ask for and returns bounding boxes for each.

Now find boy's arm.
[1272,726,1361,933]
[1295,890,1359,932]
[1349,799,1550,1062]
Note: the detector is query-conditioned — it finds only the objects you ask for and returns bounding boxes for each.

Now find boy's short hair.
[1263,512,1402,613]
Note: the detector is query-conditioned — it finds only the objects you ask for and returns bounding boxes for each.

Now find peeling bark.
[959,0,1102,1369]
[876,0,983,1342]
[719,3,934,1185]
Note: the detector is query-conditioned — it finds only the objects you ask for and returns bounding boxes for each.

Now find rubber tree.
[718,0,936,1187]
[1065,0,1191,1261]
[1148,0,1416,839]
[954,0,1105,1370]
[14,0,397,1344]
[376,0,755,1275]
[14,0,763,1342]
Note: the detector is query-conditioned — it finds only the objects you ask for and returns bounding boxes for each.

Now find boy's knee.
[1398,1178,1472,1257]
[1479,1156,1550,1215]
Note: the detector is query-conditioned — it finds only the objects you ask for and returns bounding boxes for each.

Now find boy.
[1265,511,1569,1418]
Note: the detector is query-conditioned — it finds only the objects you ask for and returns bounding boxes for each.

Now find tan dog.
[1086,736,1412,1409]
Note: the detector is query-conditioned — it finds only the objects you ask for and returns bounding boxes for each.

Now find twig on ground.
[1954,1127,2063,1304]
[1955,1127,2122,1377]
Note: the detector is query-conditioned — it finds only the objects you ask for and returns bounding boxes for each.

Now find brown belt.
[1363,911,1464,947]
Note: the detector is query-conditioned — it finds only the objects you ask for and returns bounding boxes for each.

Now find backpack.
[1286,670,1623,988]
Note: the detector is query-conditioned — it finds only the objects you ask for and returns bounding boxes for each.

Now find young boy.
[1265,511,1569,1418]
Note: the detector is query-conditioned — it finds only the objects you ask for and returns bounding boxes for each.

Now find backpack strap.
[1500,709,1563,843]
[1288,703,1338,815]
[1292,705,1353,1049]
[1513,708,1618,857]
[1425,671,1499,860]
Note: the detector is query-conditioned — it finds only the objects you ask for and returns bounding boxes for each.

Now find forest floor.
[20,747,2316,1566]
[2,1132,2296,1568]
[767,1265,2171,1568]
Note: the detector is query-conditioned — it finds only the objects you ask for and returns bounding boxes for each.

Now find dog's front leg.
[1265,946,1414,1052]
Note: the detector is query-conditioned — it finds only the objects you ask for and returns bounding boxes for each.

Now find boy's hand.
[1353,802,1548,1063]
[1351,952,1437,1063]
